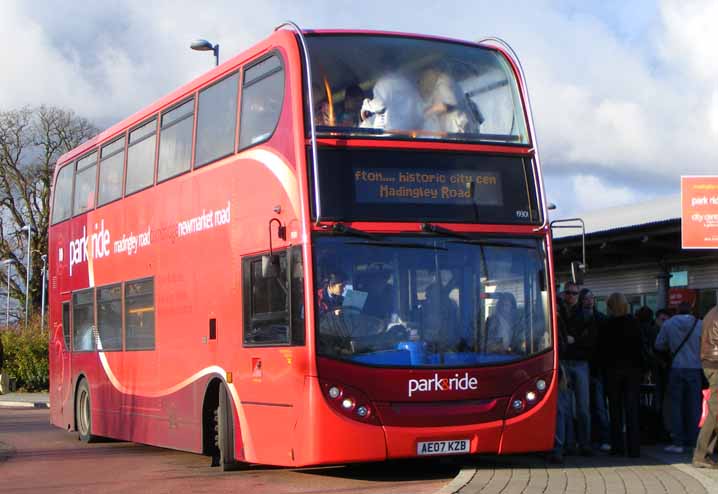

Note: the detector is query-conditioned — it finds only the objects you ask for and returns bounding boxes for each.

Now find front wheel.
[75,379,97,443]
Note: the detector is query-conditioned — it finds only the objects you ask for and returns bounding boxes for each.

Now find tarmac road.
[0,408,457,494]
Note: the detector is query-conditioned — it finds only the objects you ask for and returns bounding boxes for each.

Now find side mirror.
[261,255,280,278]
[570,261,585,286]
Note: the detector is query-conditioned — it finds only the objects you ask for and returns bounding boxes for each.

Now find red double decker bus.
[48,24,556,468]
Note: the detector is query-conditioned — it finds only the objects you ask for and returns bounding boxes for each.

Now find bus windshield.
[306,35,529,145]
[314,235,550,368]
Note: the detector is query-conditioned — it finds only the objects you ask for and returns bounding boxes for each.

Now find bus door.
[50,299,73,428]
[238,247,305,464]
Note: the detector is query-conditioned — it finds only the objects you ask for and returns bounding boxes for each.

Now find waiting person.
[693,305,718,469]
[598,292,644,457]
[317,271,347,316]
[578,289,611,452]
[654,308,673,440]
[655,302,703,453]
[418,66,477,134]
[563,283,597,456]
[548,289,576,464]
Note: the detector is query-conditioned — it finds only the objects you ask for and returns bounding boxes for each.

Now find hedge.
[0,316,49,391]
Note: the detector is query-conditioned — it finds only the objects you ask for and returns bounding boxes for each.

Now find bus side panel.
[498,371,558,454]
[78,352,207,454]
[291,376,387,466]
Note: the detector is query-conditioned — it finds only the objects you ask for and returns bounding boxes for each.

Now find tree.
[0,106,98,320]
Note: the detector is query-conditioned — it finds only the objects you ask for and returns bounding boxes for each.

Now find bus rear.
[292,32,556,464]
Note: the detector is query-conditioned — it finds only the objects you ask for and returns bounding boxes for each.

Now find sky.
[1,0,716,218]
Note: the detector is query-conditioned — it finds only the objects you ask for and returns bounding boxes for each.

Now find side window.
[243,251,290,345]
[73,152,98,215]
[51,163,74,224]
[195,73,239,167]
[62,302,71,350]
[125,278,155,350]
[158,98,195,181]
[97,284,122,351]
[98,137,125,206]
[239,55,284,149]
[125,118,157,195]
[72,289,95,352]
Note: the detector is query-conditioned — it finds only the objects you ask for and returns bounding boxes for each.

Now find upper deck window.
[158,98,194,181]
[52,163,74,224]
[125,118,157,195]
[195,72,239,167]
[305,35,529,145]
[73,152,98,215]
[239,54,285,150]
[98,137,125,206]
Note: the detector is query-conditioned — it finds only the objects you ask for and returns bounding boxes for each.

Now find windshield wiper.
[332,223,376,239]
[448,239,534,249]
[346,241,447,251]
[420,222,470,240]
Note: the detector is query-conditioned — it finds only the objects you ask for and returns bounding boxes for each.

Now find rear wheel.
[75,379,96,443]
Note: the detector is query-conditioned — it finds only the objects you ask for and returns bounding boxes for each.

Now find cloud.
[1,0,714,214]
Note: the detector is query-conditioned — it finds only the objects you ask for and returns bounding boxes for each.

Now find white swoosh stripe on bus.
[240,147,300,216]
[98,351,255,458]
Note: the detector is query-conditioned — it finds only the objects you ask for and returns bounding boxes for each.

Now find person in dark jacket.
[693,305,718,468]
[579,289,610,451]
[598,292,644,457]
[563,285,598,456]
[548,291,576,464]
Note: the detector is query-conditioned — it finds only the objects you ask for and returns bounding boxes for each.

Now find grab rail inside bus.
[549,217,587,284]
[477,37,548,233]
[275,21,322,223]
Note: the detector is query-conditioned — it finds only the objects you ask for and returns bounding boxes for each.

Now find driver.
[317,271,347,316]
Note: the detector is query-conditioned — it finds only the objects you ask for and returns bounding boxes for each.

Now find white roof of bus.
[551,194,681,239]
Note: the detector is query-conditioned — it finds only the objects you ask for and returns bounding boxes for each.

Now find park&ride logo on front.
[408,372,478,397]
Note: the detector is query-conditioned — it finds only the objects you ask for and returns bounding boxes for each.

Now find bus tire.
[75,379,97,443]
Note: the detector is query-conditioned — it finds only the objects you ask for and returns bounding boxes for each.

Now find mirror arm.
[268,218,287,255]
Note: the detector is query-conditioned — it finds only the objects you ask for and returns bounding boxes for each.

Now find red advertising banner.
[668,288,697,309]
[681,176,718,249]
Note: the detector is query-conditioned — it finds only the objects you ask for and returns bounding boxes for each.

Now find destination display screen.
[312,148,540,224]
[353,168,503,206]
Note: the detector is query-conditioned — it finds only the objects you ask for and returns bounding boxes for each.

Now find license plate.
[416,439,470,456]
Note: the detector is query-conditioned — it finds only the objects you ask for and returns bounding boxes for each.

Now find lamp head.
[190,39,214,51]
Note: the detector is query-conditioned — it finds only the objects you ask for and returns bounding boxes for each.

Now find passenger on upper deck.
[418,65,478,134]
[360,58,423,131]
[337,84,365,127]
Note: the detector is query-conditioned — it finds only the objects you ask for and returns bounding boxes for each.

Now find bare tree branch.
[0,106,98,313]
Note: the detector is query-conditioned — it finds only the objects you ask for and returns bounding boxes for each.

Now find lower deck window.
[125,278,155,350]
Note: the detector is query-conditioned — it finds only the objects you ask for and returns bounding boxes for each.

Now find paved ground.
[441,449,718,494]
[0,408,455,494]
[2,393,718,493]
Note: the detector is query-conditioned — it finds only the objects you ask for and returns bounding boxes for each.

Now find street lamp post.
[21,225,32,328]
[190,38,220,66]
[1,259,13,327]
